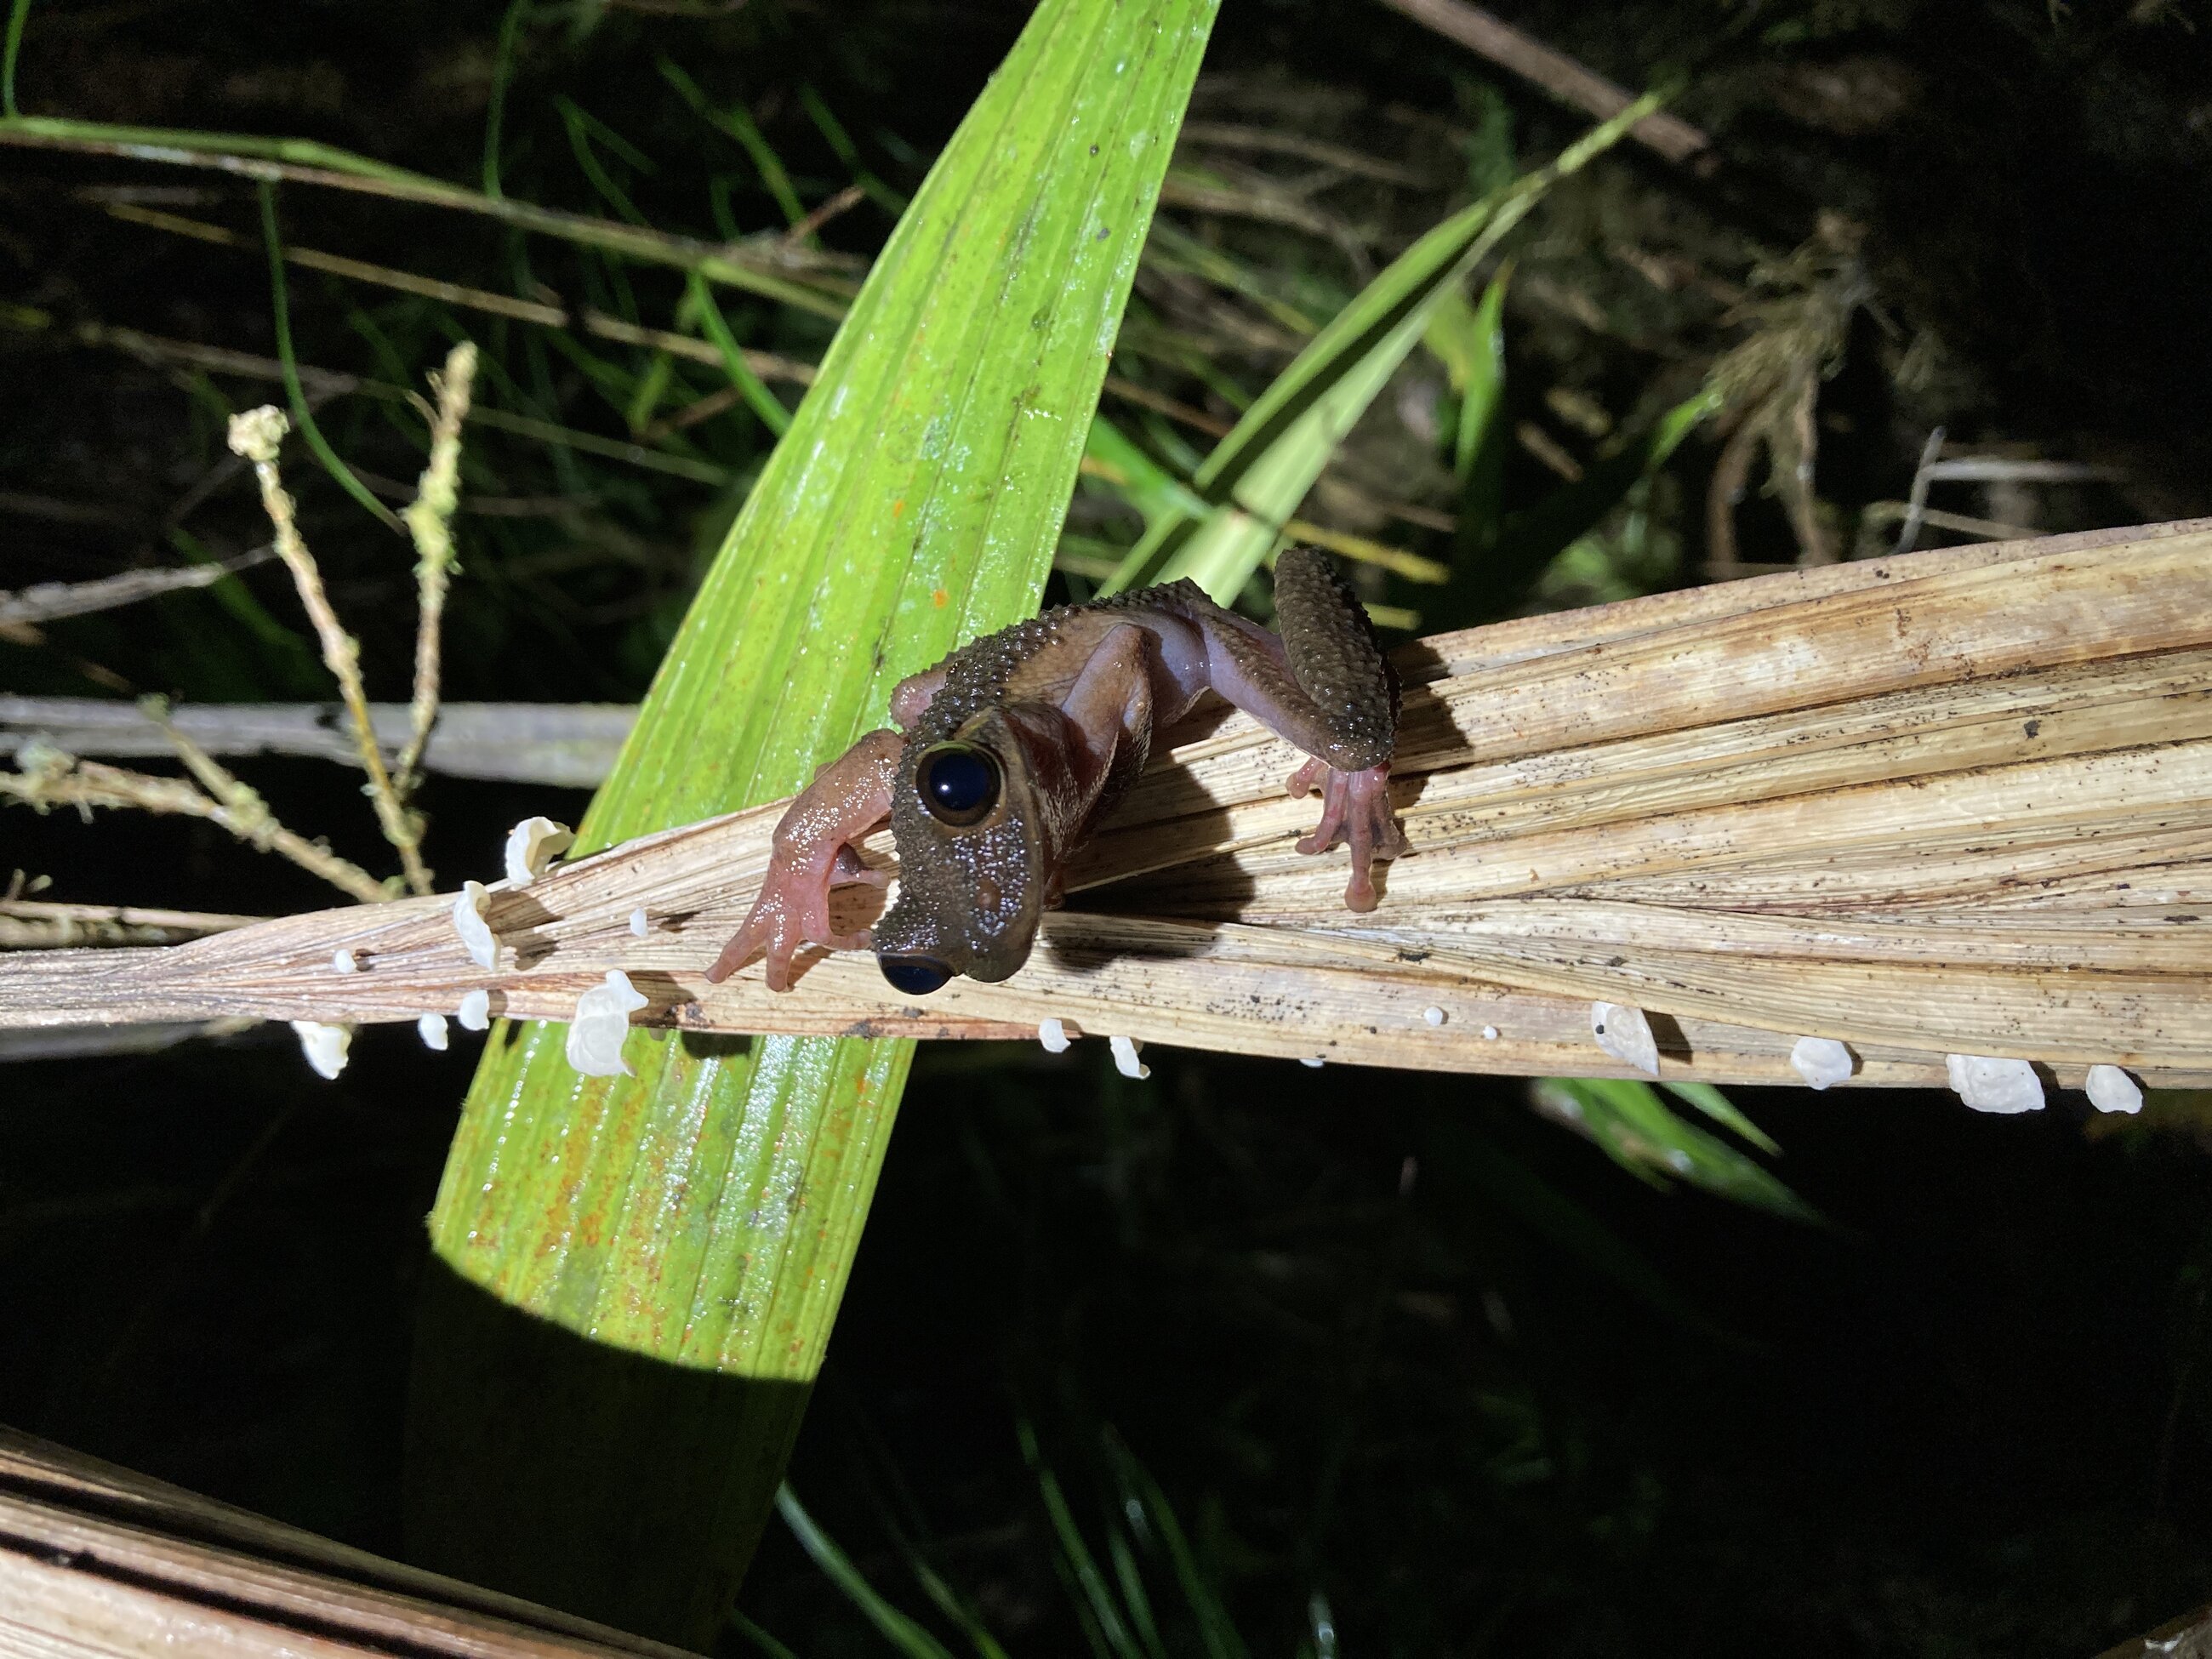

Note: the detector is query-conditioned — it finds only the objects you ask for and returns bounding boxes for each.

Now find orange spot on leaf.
[932,588,949,608]
[891,498,905,518]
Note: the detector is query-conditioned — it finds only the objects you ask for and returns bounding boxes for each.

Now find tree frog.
[708,547,1406,995]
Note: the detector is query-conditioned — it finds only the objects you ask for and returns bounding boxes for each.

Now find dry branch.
[0,1428,690,1659]
[0,548,272,628]
[0,698,634,785]
[1377,0,1712,167]
[1,522,2206,1089]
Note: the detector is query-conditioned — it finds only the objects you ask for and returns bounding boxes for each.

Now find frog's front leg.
[707,727,903,991]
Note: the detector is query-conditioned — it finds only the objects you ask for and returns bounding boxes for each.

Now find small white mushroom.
[331,948,358,974]
[1109,1034,1150,1080]
[1789,1036,1854,1092]
[1481,1025,1500,1041]
[504,816,575,886]
[452,881,497,970]
[290,1019,352,1080]
[457,989,492,1031]
[1422,1006,1446,1027]
[2085,1064,2144,1115]
[1037,1018,1071,1054]
[1590,1001,1660,1078]
[1300,1055,1325,1069]
[629,907,650,938]
[417,1012,450,1052]
[566,968,649,1077]
[1945,1053,2045,1115]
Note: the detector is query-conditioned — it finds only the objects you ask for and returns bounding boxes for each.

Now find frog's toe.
[1291,761,1405,911]
[830,844,890,887]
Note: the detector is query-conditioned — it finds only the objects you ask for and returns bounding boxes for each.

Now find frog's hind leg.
[1271,545,1399,770]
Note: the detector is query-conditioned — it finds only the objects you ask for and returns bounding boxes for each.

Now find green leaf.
[406,2,1219,1644]
[1534,1076,1814,1221]
[1662,1078,1782,1156]
[1099,97,1659,605]
[1484,385,1719,605]
[1452,264,1508,487]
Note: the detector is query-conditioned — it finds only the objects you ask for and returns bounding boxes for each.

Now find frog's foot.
[707,847,878,992]
[1286,757,1408,912]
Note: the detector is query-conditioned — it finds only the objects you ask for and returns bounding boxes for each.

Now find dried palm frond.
[3,521,2206,1089]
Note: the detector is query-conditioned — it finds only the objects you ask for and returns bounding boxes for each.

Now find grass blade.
[1535,1076,1812,1219]
[686,271,793,437]
[256,183,403,533]
[1100,94,1658,603]
[774,1486,959,1659]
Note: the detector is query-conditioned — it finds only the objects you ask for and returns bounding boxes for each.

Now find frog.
[706,546,1408,996]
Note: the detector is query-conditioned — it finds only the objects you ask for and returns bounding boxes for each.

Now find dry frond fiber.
[0,521,2204,1089]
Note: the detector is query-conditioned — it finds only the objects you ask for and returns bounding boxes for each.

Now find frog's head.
[870,705,1072,995]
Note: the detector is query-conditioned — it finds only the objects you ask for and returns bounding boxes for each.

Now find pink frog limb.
[704,727,901,991]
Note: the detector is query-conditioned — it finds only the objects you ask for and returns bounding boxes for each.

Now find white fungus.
[290,1019,352,1080]
[1037,1018,1071,1054]
[1300,1055,1325,1069]
[630,907,650,938]
[566,968,649,1077]
[1422,1006,1446,1028]
[457,989,492,1031]
[452,881,497,969]
[1945,1053,2045,1115]
[1481,1025,1500,1041]
[1590,1001,1660,1078]
[504,816,575,886]
[2085,1064,2144,1115]
[1109,1034,1150,1080]
[331,948,358,974]
[1789,1036,1855,1092]
[417,1012,450,1052]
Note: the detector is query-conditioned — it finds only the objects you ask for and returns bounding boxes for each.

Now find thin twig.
[1177,122,1434,187]
[778,183,866,249]
[0,546,271,627]
[94,203,820,387]
[2,740,388,903]
[2,696,634,786]
[1375,0,1712,168]
[56,319,738,485]
[0,115,853,317]
[0,898,265,949]
[1891,425,1947,556]
[396,343,476,795]
[225,408,431,894]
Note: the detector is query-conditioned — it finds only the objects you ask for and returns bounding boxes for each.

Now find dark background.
[5,1,2211,1653]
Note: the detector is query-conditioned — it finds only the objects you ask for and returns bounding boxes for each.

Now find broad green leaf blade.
[407,3,1218,1642]
[1100,96,1657,604]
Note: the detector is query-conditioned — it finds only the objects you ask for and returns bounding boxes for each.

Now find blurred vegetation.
[3,0,2211,1652]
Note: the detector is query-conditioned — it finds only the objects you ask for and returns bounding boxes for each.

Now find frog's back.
[910,579,1211,743]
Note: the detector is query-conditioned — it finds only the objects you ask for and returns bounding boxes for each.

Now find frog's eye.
[879,954,953,995]
[915,742,1001,828]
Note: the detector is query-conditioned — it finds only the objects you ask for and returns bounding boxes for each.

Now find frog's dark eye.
[915,742,1001,828]
[879,954,953,995]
